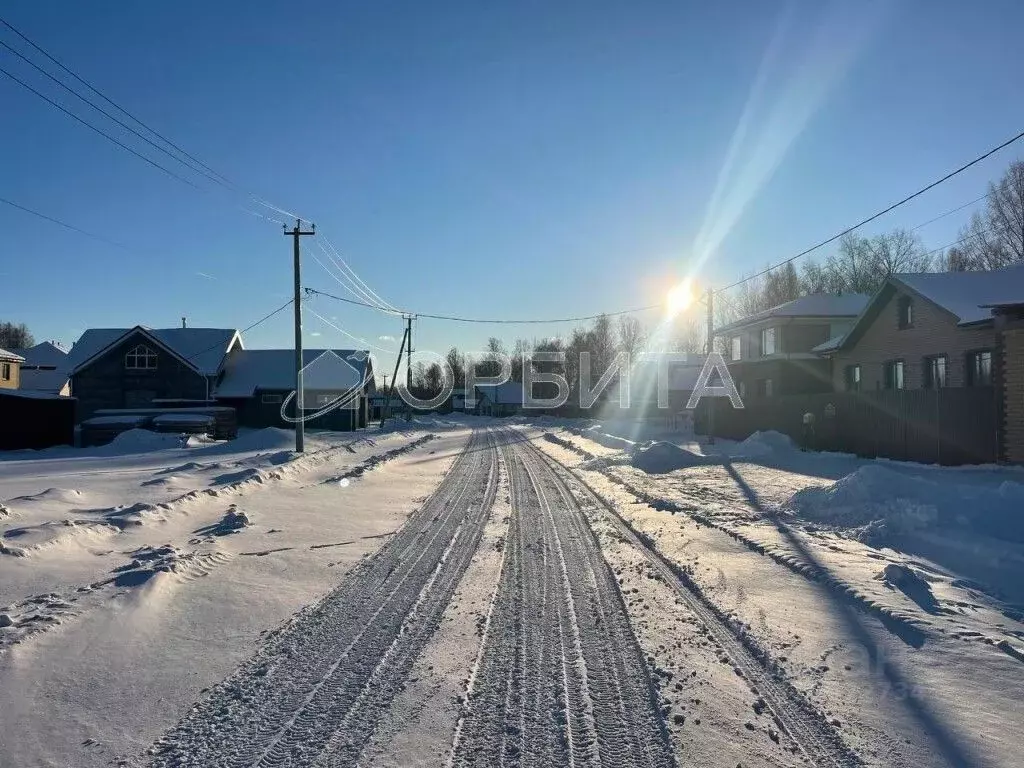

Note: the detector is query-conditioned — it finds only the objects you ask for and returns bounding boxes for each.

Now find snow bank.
[730,430,797,458]
[101,429,187,453]
[630,442,711,474]
[195,428,296,455]
[787,464,1024,543]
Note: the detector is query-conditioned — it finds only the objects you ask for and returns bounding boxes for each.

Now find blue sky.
[3,0,1024,374]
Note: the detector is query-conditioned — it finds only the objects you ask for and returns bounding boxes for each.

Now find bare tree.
[510,338,531,382]
[954,161,1024,270]
[0,322,33,349]
[445,347,466,388]
[475,337,507,378]
[617,316,647,362]
[424,363,443,396]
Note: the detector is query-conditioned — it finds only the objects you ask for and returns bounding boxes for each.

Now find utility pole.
[405,314,414,421]
[706,287,715,445]
[285,218,315,452]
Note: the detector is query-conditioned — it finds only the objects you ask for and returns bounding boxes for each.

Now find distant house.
[66,326,241,420]
[215,348,374,431]
[10,341,70,396]
[0,347,23,390]
[467,382,526,417]
[819,266,1024,392]
[714,293,869,398]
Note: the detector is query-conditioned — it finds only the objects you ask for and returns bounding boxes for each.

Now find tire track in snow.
[449,429,674,768]
[145,428,500,767]
[529,436,865,768]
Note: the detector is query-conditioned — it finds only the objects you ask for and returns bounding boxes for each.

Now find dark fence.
[0,392,76,451]
[697,387,999,466]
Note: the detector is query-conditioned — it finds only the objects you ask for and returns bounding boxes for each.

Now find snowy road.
[147,428,500,767]
[449,430,674,768]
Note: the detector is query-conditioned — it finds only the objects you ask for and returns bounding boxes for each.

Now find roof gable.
[0,347,24,363]
[11,341,68,368]
[68,327,239,376]
[893,264,1024,325]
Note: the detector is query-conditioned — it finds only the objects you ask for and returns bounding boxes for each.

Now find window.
[730,336,741,361]
[967,350,992,386]
[261,393,283,404]
[923,355,947,389]
[844,364,861,392]
[760,327,776,356]
[756,378,773,397]
[884,360,905,390]
[898,296,913,329]
[125,344,158,370]
[1,363,9,381]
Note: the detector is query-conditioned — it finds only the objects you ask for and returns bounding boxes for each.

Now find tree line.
[410,158,1024,397]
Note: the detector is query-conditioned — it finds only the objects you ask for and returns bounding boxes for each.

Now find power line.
[910,193,988,232]
[0,14,301,221]
[0,63,200,189]
[304,286,662,324]
[718,126,1024,293]
[0,38,228,190]
[181,298,294,365]
[0,196,137,250]
[320,235,400,313]
[313,242,400,315]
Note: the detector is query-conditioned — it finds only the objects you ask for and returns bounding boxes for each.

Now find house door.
[124,389,156,409]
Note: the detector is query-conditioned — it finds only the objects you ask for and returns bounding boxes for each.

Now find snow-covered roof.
[894,264,1024,325]
[10,341,67,368]
[811,334,845,354]
[0,347,24,362]
[17,368,70,394]
[67,327,240,376]
[216,349,371,398]
[715,293,870,335]
[474,381,525,405]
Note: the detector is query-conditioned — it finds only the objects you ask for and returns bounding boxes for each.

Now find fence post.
[936,388,941,465]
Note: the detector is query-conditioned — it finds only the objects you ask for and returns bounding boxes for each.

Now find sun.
[665,279,694,317]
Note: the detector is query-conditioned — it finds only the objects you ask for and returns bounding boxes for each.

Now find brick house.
[989,301,1024,464]
[714,293,869,398]
[818,267,1023,392]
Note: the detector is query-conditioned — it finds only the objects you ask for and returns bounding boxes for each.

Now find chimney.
[181,317,187,329]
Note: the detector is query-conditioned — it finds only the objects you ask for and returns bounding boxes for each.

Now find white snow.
[715,292,869,334]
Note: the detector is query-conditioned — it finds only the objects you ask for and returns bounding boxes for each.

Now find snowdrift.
[787,464,1024,543]
[630,442,712,474]
[730,430,797,458]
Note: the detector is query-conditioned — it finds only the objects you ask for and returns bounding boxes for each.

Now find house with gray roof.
[10,341,71,396]
[818,264,1024,393]
[714,293,870,398]
[66,325,242,420]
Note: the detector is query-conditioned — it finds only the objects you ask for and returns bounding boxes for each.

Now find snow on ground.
[0,420,468,767]
[530,419,1024,768]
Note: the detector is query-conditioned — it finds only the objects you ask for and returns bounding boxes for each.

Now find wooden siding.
[831,287,996,391]
[70,331,210,421]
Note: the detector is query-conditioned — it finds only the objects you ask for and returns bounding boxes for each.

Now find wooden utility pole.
[706,286,715,445]
[380,326,409,430]
[285,218,315,452]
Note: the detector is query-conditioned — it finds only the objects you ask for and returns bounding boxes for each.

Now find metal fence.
[697,386,999,466]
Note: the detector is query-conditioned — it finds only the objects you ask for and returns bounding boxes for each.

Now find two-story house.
[714,293,869,398]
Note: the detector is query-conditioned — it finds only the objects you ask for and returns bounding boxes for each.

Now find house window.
[884,360,905,390]
[756,378,773,397]
[761,327,776,356]
[923,355,947,389]
[261,393,283,404]
[898,296,913,329]
[967,350,992,386]
[844,364,861,392]
[1,363,10,381]
[125,344,158,370]
[730,336,742,361]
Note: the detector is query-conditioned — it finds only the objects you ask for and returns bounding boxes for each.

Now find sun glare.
[666,280,694,317]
